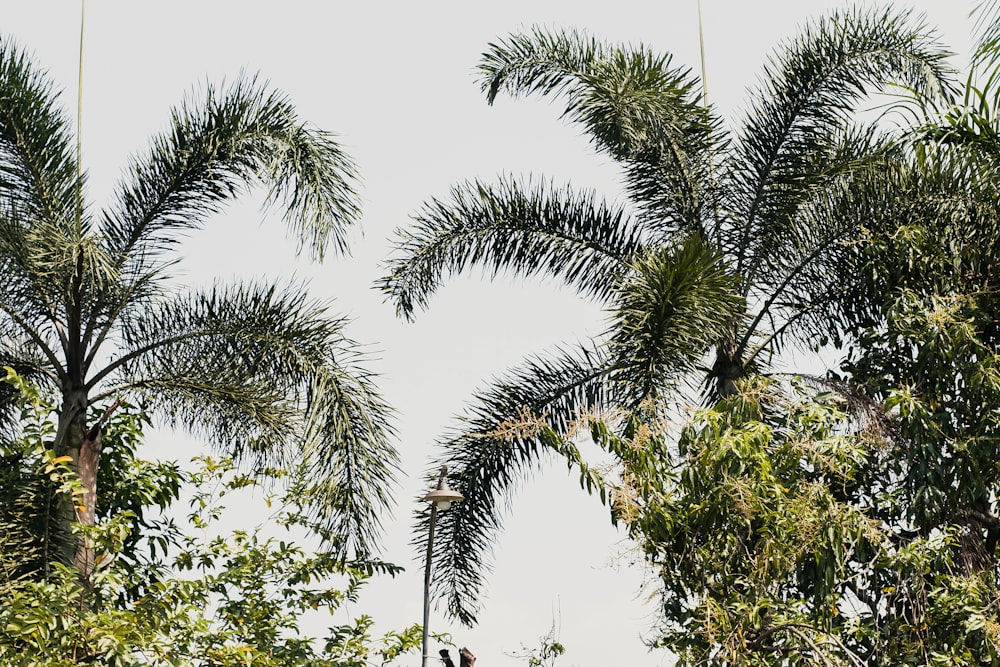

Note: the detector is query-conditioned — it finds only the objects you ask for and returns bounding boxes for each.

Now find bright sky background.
[1,1,977,665]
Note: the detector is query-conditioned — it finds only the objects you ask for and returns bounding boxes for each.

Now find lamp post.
[421,466,464,667]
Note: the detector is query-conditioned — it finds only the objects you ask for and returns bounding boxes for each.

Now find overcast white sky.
[1,2,977,665]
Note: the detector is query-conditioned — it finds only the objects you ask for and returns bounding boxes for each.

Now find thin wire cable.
[76,0,85,223]
[697,0,709,107]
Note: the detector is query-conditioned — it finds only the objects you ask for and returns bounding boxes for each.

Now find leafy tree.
[0,370,423,667]
[0,367,180,599]
[2,464,419,665]
[0,35,398,577]
[379,8,952,624]
[617,10,1000,662]
[609,372,1000,666]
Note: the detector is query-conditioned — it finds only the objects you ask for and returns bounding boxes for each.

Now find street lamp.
[421,466,464,667]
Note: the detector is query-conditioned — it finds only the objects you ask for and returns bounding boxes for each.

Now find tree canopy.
[381,7,954,625]
[0,36,397,572]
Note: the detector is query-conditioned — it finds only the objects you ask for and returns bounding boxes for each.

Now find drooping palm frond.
[100,74,361,274]
[418,343,610,625]
[0,268,59,358]
[0,276,65,389]
[89,282,397,558]
[297,351,398,559]
[480,28,724,237]
[381,177,645,319]
[726,6,953,281]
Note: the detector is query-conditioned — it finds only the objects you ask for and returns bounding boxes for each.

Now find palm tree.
[380,7,953,625]
[0,36,398,577]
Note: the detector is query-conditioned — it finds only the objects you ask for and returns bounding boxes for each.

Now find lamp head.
[423,484,463,510]
[423,466,464,510]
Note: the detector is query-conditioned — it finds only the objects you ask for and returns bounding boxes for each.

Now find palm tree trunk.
[74,425,100,578]
[712,343,744,398]
[55,387,98,581]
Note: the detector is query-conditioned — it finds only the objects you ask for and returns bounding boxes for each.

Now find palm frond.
[0,220,73,363]
[418,343,610,625]
[607,236,743,408]
[91,282,397,558]
[100,74,362,273]
[736,124,892,285]
[380,176,644,319]
[727,6,953,278]
[0,290,65,385]
[480,27,724,237]
[297,352,398,560]
[0,37,80,232]
[973,0,1000,70]
[0,37,110,326]
[730,128,903,364]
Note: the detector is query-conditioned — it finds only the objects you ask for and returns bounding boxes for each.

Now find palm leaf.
[973,0,1000,70]
[733,128,902,361]
[381,177,644,319]
[607,236,743,408]
[726,6,953,279]
[100,74,362,273]
[0,37,79,232]
[90,282,396,558]
[480,27,723,237]
[417,343,610,625]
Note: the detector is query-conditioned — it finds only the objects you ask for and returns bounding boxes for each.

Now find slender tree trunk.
[74,425,100,578]
[54,387,99,582]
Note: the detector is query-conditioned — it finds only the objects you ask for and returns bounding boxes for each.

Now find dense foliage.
[609,373,998,666]
[0,370,421,667]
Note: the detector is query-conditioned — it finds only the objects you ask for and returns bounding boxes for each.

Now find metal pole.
[421,467,447,667]
[421,502,439,667]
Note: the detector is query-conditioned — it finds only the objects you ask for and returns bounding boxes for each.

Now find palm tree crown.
[0,36,398,572]
[380,7,953,625]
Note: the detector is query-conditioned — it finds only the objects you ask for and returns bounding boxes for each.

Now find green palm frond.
[0,37,79,232]
[911,0,1000,162]
[299,357,398,560]
[607,236,743,407]
[0,286,64,385]
[90,282,396,558]
[973,1,1000,70]
[726,6,953,278]
[381,177,644,319]
[733,128,903,358]
[735,124,891,287]
[0,257,58,344]
[101,74,361,271]
[480,27,723,236]
[418,343,610,625]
